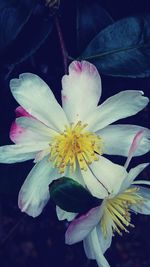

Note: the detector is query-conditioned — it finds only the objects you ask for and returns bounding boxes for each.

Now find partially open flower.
[65,132,150,267]
[0,61,149,218]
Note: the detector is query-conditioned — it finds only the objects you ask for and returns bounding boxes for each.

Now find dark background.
[0,0,150,267]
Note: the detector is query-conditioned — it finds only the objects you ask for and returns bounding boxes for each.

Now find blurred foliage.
[0,0,150,78]
[0,0,53,69]
[76,0,113,54]
[0,0,36,52]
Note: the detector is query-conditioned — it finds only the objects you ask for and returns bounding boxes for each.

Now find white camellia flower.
[0,61,149,218]
[65,132,150,267]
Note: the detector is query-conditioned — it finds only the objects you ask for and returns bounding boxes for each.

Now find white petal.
[16,117,56,140]
[61,61,101,122]
[81,165,108,199]
[56,206,77,221]
[84,228,110,267]
[10,106,44,144]
[10,73,68,131]
[81,156,127,199]
[68,163,85,186]
[132,180,150,185]
[120,163,149,191]
[0,143,48,163]
[131,186,150,215]
[83,233,95,260]
[86,90,149,132]
[96,225,112,254]
[97,124,150,157]
[65,206,102,245]
[84,223,112,260]
[18,156,60,217]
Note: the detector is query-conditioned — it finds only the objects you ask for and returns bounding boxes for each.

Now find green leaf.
[77,0,113,54]
[81,15,150,78]
[49,177,101,213]
[0,0,36,53]
[1,4,53,66]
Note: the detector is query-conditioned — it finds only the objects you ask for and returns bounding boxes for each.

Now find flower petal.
[18,156,60,217]
[56,206,77,221]
[131,186,150,215]
[10,120,50,144]
[10,121,28,143]
[10,73,68,131]
[65,206,102,245]
[16,117,56,140]
[15,106,32,118]
[81,165,109,199]
[83,228,110,267]
[86,90,149,132]
[97,125,150,157]
[96,225,112,254]
[121,163,149,191]
[124,130,145,169]
[84,225,112,259]
[81,156,127,199]
[0,143,48,163]
[61,61,101,122]
[10,106,40,144]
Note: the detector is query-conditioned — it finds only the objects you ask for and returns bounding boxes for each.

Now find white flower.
[0,61,149,217]
[65,132,150,267]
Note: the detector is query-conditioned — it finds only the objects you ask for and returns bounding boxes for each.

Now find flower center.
[100,187,143,237]
[49,121,103,173]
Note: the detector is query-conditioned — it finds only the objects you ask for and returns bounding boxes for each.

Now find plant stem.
[54,15,68,74]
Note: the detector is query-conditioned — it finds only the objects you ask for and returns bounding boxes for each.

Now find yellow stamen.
[49,121,103,173]
[101,187,143,237]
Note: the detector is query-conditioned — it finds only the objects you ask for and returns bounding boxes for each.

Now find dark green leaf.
[77,0,113,54]
[81,15,150,78]
[1,6,53,66]
[0,0,36,53]
[49,177,101,213]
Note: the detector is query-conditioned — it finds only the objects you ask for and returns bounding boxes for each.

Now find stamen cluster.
[49,121,103,173]
[101,187,143,237]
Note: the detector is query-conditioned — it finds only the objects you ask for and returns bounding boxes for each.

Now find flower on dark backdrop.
[0,61,149,219]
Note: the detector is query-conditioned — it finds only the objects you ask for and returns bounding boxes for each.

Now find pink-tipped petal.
[61,60,102,122]
[9,121,27,143]
[10,106,41,144]
[65,206,102,245]
[9,118,52,144]
[124,130,144,169]
[10,73,68,131]
[15,106,33,118]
